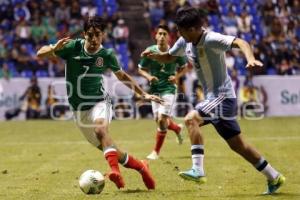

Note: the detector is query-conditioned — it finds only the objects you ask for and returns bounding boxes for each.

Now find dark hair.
[83,15,106,32]
[175,7,204,29]
[157,24,170,33]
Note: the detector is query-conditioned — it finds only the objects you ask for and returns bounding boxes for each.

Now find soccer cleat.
[263,174,285,195]
[140,160,156,189]
[147,151,159,160]
[176,124,184,145]
[178,168,207,184]
[108,171,125,189]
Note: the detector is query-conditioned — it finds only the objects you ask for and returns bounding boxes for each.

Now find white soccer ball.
[79,170,105,195]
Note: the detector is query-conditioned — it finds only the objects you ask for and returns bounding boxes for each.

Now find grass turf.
[0,118,299,200]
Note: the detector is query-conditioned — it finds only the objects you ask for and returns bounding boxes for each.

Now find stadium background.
[0,1,300,200]
[0,0,300,120]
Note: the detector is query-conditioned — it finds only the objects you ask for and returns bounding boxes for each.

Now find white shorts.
[73,101,113,147]
[152,94,176,118]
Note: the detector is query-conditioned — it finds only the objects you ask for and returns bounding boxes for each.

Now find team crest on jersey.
[95,57,103,67]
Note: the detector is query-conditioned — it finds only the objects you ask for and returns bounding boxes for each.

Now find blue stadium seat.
[209,15,220,27]
[267,68,277,75]
[21,70,33,78]
[220,6,229,15]
[246,0,255,5]
[36,70,49,77]
[241,32,253,42]
[219,0,229,6]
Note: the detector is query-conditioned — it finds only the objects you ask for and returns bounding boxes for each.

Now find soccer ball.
[79,170,105,195]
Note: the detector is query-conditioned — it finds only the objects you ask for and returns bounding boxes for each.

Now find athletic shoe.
[108,171,125,189]
[176,124,184,145]
[264,174,285,195]
[140,160,155,189]
[178,168,207,184]
[147,151,159,160]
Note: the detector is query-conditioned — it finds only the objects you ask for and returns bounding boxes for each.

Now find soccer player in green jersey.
[138,24,189,160]
[36,16,163,190]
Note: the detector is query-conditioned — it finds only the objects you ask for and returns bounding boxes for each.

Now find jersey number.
[83,65,90,76]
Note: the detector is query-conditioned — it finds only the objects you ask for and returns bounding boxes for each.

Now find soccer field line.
[2,135,300,146]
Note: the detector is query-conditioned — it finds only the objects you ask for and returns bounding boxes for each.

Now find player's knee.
[157,115,168,129]
[184,111,203,127]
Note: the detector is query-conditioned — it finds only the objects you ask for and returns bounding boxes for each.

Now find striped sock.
[255,157,279,181]
[120,153,143,171]
[191,145,204,176]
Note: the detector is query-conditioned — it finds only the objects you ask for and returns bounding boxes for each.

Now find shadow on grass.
[225,192,300,199]
[175,156,191,159]
[121,189,150,194]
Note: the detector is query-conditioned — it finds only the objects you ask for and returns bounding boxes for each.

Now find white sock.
[255,157,279,181]
[261,164,279,181]
[191,145,204,176]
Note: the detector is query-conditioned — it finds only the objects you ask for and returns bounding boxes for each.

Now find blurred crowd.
[0,0,131,79]
[1,0,300,120]
[143,0,300,75]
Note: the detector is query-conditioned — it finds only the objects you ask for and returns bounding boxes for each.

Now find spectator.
[81,2,97,17]
[55,1,70,23]
[113,19,129,44]
[223,10,238,36]
[237,10,252,33]
[13,2,30,21]
[149,0,164,28]
[19,76,41,119]
[0,62,12,80]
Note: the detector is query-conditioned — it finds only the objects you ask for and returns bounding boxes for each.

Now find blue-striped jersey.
[169,29,236,99]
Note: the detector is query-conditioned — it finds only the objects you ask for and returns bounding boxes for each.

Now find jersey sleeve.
[176,56,188,68]
[107,49,122,72]
[169,37,187,57]
[54,39,77,60]
[138,57,152,70]
[204,32,235,52]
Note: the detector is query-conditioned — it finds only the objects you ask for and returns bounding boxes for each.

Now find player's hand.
[142,93,164,104]
[149,76,159,83]
[246,59,263,68]
[52,37,72,51]
[141,49,158,60]
[168,76,177,84]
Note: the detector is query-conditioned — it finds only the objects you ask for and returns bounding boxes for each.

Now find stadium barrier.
[0,75,299,121]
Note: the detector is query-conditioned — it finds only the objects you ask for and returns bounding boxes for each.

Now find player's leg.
[91,101,155,189]
[119,153,155,189]
[163,94,184,144]
[178,110,206,183]
[213,98,285,194]
[74,101,125,189]
[225,134,285,194]
[147,100,164,160]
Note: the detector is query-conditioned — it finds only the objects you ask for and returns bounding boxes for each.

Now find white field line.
[2,135,300,146]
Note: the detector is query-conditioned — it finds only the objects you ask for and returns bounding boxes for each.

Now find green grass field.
[0,118,300,200]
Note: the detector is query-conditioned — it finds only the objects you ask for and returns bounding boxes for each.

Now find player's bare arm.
[168,64,189,84]
[138,68,158,83]
[36,37,71,58]
[114,70,163,104]
[141,49,177,63]
[232,38,263,68]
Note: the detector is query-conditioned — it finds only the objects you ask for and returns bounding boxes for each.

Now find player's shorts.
[195,97,241,140]
[73,100,113,147]
[152,94,176,118]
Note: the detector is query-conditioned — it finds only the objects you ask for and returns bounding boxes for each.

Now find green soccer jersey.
[55,39,121,111]
[139,45,187,95]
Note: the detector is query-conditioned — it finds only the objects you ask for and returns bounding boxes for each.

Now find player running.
[37,16,163,190]
[138,24,188,160]
[142,7,285,195]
